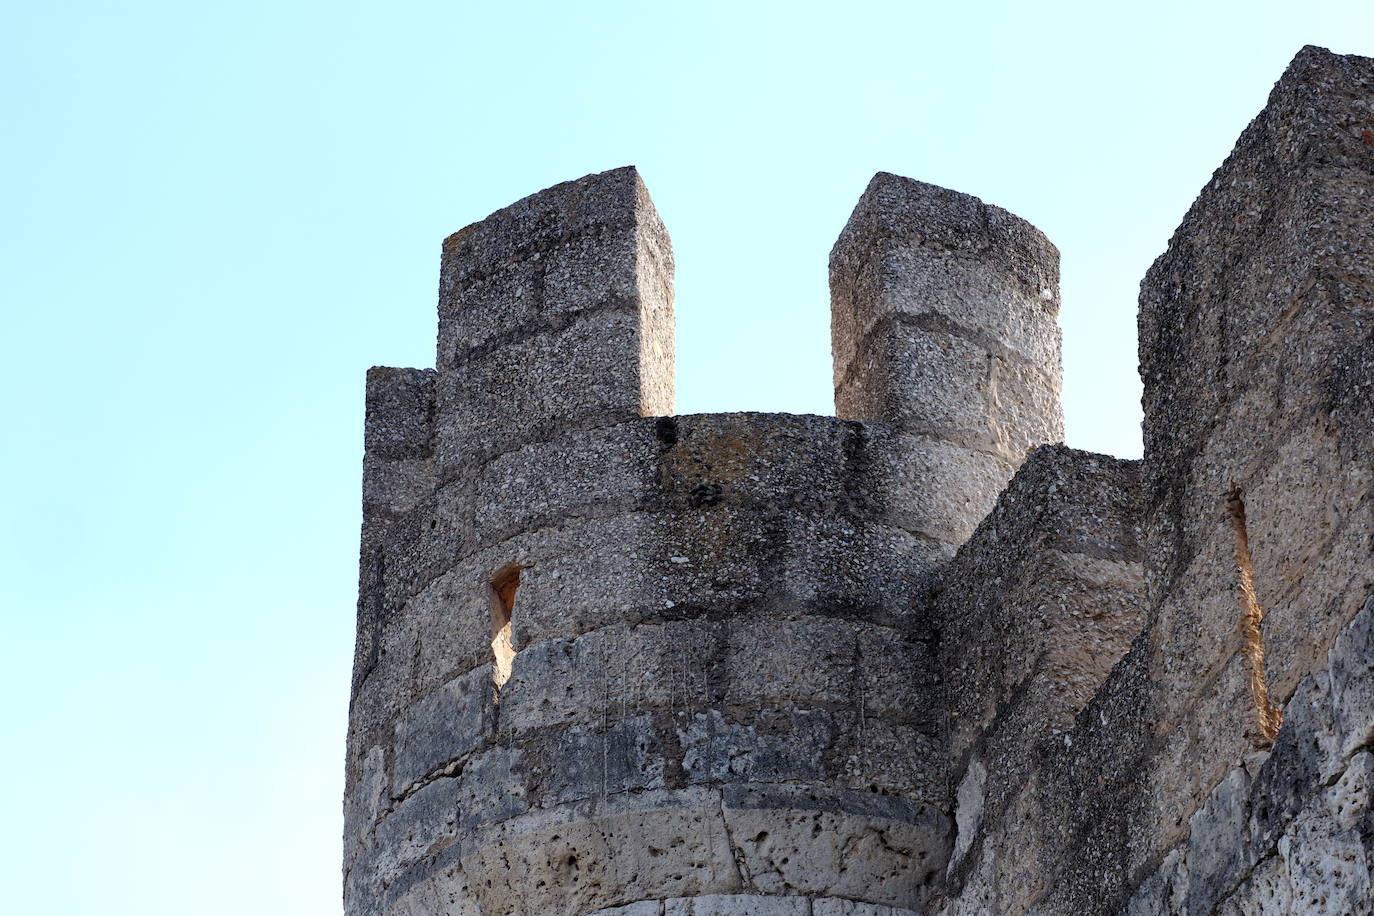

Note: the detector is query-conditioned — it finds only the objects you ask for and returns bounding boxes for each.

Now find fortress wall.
[829,173,1064,549]
[934,445,1146,915]
[346,366,440,876]
[346,46,1373,911]
[360,367,439,531]
[1121,596,1374,915]
[927,45,1374,916]
[1128,43,1374,890]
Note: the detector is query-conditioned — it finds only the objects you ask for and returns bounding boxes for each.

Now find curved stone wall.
[346,411,953,916]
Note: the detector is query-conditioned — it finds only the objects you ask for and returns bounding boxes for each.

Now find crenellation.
[829,172,1064,559]
[345,43,1374,916]
[435,165,674,477]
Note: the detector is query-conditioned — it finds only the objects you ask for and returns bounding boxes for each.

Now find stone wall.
[1123,595,1374,915]
[933,44,1374,916]
[345,410,959,916]
[936,445,1146,914]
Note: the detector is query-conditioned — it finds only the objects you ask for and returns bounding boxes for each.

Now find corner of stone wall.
[936,444,1146,913]
[354,365,438,701]
[434,165,675,478]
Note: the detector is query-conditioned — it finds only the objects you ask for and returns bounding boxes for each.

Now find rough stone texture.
[830,172,1064,550]
[936,445,1146,911]
[345,408,960,916]
[1122,42,1374,910]
[934,44,1374,916]
[347,44,1374,916]
[435,165,674,476]
[939,445,1144,771]
[1120,597,1374,916]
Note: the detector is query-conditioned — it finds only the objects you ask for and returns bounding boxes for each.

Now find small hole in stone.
[490,564,521,691]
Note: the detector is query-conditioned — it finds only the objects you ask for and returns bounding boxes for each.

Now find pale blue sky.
[2,2,1369,912]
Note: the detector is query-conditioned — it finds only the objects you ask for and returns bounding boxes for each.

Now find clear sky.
[1,2,1369,912]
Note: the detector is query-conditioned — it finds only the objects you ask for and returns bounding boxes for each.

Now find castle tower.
[344,167,1063,915]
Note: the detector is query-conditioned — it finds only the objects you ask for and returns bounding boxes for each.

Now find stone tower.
[344,162,1063,916]
[345,45,1374,916]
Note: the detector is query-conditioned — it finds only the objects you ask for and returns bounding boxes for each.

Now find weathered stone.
[663,894,809,915]
[393,665,493,794]
[830,170,1064,540]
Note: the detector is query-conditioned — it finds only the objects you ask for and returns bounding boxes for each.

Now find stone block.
[654,413,861,516]
[856,626,940,728]
[435,166,674,476]
[536,713,669,806]
[768,515,949,634]
[442,226,641,359]
[393,665,494,793]
[1181,766,1253,914]
[939,445,1144,769]
[1329,595,1374,759]
[378,482,472,621]
[497,619,720,735]
[812,899,923,916]
[436,307,651,471]
[502,514,672,646]
[724,614,859,709]
[678,708,831,786]
[347,607,419,765]
[830,171,1062,455]
[664,895,809,915]
[404,565,493,698]
[720,783,949,908]
[862,428,1014,546]
[470,420,659,548]
[453,744,528,831]
[837,323,1061,464]
[1280,750,1374,915]
[460,787,742,916]
[437,165,669,292]
[372,777,463,891]
[384,860,482,916]
[838,715,944,801]
[343,744,387,860]
[364,367,437,462]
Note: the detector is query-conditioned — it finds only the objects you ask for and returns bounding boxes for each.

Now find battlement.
[344,44,1374,916]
